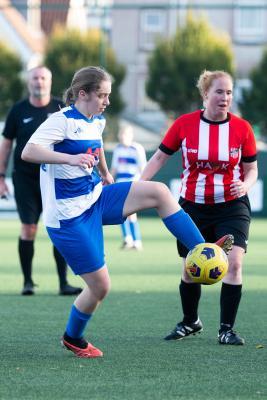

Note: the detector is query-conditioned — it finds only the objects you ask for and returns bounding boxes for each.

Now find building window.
[234,1,266,42]
[140,10,166,50]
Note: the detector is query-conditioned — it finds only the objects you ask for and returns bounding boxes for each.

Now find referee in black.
[0,66,82,296]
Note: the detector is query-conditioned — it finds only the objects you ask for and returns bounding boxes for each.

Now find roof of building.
[0,0,45,55]
[41,0,69,35]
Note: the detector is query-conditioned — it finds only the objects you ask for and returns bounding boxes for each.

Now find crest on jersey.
[230,147,239,158]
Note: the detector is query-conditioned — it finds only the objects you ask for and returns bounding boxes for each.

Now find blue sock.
[121,220,131,239]
[162,209,204,250]
[66,304,92,339]
[129,221,141,241]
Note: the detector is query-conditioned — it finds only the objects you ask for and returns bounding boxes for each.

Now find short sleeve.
[136,143,147,171]
[241,121,257,162]
[28,112,67,148]
[111,145,119,170]
[160,119,182,154]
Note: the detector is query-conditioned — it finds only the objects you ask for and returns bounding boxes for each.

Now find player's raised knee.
[152,181,172,199]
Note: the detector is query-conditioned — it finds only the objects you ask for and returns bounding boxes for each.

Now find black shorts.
[12,172,42,224]
[177,195,251,257]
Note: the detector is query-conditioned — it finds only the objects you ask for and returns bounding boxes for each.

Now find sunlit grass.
[0,217,266,400]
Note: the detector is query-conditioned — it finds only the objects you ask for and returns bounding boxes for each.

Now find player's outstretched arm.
[22,143,95,169]
[98,148,114,185]
[140,149,170,181]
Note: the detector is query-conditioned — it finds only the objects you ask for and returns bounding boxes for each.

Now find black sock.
[220,282,242,333]
[53,246,68,287]
[180,280,201,324]
[63,332,87,349]
[18,238,34,285]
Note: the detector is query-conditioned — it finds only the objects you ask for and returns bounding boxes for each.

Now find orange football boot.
[61,337,103,358]
[215,234,234,255]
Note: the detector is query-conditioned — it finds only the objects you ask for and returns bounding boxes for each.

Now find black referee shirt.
[2,98,65,177]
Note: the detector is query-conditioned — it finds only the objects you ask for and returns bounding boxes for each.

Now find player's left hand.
[230,180,247,197]
[101,172,114,186]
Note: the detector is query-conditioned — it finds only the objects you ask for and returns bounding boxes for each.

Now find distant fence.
[106,150,267,218]
[1,150,267,217]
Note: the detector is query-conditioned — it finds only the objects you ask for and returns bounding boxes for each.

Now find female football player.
[141,70,258,345]
[111,125,147,250]
[21,65,215,358]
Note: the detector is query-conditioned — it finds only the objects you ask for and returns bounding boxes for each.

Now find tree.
[146,14,234,116]
[0,42,23,118]
[239,49,267,138]
[44,28,125,116]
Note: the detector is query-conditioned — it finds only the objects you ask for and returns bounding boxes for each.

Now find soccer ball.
[185,243,228,285]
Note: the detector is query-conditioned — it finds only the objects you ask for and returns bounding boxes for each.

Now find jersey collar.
[200,110,230,125]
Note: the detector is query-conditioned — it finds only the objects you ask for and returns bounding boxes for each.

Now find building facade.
[111,0,267,116]
[0,0,45,68]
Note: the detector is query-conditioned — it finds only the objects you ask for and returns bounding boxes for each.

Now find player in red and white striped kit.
[141,70,258,345]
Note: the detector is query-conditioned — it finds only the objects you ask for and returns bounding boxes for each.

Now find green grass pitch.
[0,217,266,400]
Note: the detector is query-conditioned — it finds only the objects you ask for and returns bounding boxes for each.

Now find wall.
[105,150,267,218]
[1,149,266,217]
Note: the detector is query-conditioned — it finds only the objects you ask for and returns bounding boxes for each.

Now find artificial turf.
[0,217,266,400]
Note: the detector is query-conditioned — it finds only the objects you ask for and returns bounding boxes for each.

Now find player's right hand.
[0,178,9,199]
[68,153,96,169]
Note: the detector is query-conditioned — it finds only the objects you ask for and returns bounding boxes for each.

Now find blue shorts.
[47,182,132,275]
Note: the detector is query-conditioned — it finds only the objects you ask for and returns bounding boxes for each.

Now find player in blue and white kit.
[22,66,230,359]
[111,125,146,250]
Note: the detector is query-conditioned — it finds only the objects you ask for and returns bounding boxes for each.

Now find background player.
[0,66,82,296]
[141,70,258,345]
[111,125,147,250]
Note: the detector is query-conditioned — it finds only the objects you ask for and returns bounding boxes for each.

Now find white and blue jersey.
[28,105,105,228]
[111,142,147,182]
[28,104,133,274]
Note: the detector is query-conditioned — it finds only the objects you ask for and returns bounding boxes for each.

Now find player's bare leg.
[61,266,110,358]
[123,181,180,218]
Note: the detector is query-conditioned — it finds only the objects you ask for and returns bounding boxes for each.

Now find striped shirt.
[111,142,147,182]
[160,110,257,204]
[28,105,105,227]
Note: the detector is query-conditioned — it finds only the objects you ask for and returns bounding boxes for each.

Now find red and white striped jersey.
[160,110,257,204]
